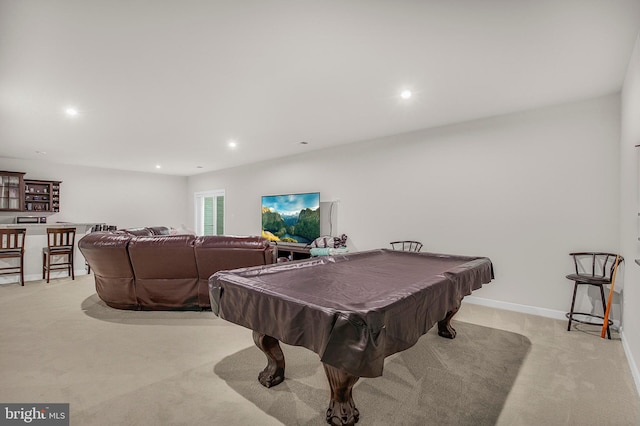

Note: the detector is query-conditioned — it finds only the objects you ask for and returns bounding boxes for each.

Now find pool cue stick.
[601,255,620,339]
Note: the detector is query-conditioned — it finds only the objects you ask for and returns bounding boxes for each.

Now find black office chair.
[565,252,623,339]
[390,240,423,252]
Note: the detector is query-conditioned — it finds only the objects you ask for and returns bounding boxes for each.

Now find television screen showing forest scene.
[261,192,320,244]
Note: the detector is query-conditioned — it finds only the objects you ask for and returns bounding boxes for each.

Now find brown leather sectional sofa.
[78,227,275,310]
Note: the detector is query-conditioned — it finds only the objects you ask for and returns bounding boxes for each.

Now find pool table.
[209,249,494,425]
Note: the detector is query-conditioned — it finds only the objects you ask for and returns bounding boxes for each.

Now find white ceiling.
[1,0,639,176]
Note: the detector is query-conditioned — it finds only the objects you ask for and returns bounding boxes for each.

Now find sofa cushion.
[128,235,200,310]
[78,232,137,309]
[194,235,275,307]
[147,226,171,235]
[122,227,153,236]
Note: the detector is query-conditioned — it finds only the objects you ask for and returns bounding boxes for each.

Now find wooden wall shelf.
[24,179,61,213]
[0,171,61,213]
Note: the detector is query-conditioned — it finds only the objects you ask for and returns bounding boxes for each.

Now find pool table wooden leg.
[437,305,460,339]
[252,331,285,388]
[323,363,360,426]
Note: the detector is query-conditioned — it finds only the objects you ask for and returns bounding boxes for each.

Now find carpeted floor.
[1,275,639,425]
[214,322,529,426]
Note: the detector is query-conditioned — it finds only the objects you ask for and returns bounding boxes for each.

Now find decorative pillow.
[311,236,334,248]
[311,234,348,248]
[334,234,348,248]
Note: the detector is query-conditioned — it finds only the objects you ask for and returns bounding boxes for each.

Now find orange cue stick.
[601,255,620,339]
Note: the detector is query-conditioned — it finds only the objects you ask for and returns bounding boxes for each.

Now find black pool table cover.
[209,249,494,378]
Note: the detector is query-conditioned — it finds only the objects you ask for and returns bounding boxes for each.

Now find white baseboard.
[464,295,567,320]
[464,295,622,328]
[621,331,640,398]
[0,269,89,285]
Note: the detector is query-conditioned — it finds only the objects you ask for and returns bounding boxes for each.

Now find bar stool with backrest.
[43,227,76,283]
[390,240,423,252]
[565,252,623,340]
[0,228,26,286]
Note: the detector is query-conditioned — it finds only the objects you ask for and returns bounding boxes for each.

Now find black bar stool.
[566,252,623,339]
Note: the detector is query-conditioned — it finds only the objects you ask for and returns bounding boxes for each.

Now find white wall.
[0,158,189,229]
[620,33,640,393]
[188,94,621,315]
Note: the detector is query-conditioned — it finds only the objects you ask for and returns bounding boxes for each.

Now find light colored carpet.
[0,275,638,425]
[214,321,529,425]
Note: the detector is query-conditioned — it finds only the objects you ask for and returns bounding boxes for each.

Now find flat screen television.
[261,192,320,244]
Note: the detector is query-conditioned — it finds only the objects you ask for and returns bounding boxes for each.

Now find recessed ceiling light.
[65,107,79,117]
[228,140,237,148]
[400,90,412,100]
[155,164,161,169]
